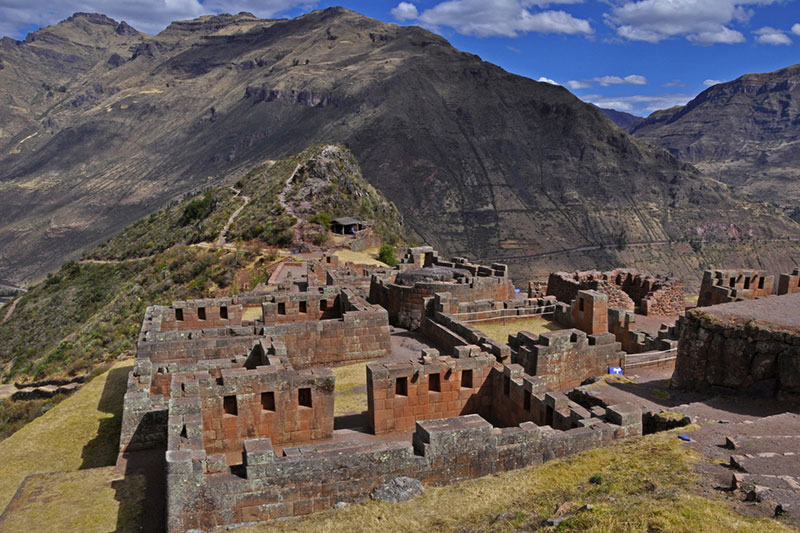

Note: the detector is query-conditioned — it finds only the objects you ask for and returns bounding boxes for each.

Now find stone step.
[725,435,800,454]
[730,452,800,477]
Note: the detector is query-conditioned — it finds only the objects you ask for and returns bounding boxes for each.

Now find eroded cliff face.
[1,8,798,284]
[631,64,800,209]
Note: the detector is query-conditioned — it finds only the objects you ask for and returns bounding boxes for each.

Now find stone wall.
[607,308,677,355]
[697,269,774,307]
[778,267,800,295]
[509,329,625,390]
[671,294,800,400]
[165,406,642,532]
[553,290,608,334]
[547,269,684,317]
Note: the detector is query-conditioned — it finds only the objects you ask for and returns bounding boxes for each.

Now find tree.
[378,244,397,267]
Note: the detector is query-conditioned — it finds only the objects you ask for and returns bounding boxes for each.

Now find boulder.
[370,476,424,503]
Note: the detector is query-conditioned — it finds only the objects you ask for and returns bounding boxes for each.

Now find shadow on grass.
[79,365,131,469]
[112,448,166,532]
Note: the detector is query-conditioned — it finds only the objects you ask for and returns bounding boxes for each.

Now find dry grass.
[473,316,564,344]
[332,361,370,416]
[0,359,132,510]
[238,429,791,533]
[333,249,388,267]
[0,467,145,533]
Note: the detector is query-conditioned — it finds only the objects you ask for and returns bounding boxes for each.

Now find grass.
[333,362,370,416]
[0,468,145,533]
[0,360,132,511]
[238,429,792,533]
[473,316,564,344]
[652,388,672,400]
[333,249,389,267]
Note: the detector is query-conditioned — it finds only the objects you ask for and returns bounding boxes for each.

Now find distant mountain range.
[1,8,798,285]
[630,64,800,213]
[594,106,641,130]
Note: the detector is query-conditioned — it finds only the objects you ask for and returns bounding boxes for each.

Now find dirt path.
[277,162,305,245]
[1,296,22,323]
[216,187,250,246]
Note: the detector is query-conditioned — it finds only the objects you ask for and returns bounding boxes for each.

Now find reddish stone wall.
[697,269,774,307]
[778,268,800,295]
[367,353,495,434]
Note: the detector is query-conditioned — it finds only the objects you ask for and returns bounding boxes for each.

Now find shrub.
[180,192,215,225]
[308,212,332,230]
[378,244,397,267]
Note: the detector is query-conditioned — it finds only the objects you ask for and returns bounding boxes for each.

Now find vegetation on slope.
[0,145,406,386]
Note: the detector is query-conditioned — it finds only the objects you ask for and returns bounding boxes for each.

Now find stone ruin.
[697,269,775,307]
[117,247,735,531]
[545,268,685,317]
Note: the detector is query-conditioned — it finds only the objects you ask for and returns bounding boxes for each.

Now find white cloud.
[567,80,592,90]
[592,74,647,86]
[392,0,593,38]
[792,23,800,36]
[537,76,560,85]
[606,0,780,45]
[391,2,418,21]
[664,79,685,87]
[754,26,792,45]
[703,79,724,87]
[583,93,695,115]
[0,0,315,38]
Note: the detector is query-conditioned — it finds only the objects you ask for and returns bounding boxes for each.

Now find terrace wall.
[697,269,774,307]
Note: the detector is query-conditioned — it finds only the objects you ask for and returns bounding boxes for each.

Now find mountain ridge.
[1,7,798,286]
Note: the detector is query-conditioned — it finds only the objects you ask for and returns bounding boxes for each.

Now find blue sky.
[2,0,799,115]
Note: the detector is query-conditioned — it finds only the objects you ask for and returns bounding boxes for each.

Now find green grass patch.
[472,316,564,344]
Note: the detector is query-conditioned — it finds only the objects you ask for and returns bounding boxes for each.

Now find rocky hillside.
[595,105,641,129]
[630,64,800,211]
[0,145,403,382]
[1,8,799,286]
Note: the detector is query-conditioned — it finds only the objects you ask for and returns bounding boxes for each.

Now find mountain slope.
[1,8,799,286]
[594,105,641,129]
[630,64,800,209]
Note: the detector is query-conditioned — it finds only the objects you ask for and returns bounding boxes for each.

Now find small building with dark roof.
[330,217,370,235]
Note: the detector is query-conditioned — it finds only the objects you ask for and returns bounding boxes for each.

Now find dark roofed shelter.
[331,217,369,235]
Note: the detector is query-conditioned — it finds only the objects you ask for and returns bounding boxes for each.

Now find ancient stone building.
[777,267,800,296]
[546,269,684,316]
[697,269,774,307]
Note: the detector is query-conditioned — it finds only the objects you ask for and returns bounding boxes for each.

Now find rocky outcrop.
[244,87,346,108]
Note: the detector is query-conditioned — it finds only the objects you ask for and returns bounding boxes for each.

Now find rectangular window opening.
[759,277,765,289]
[524,389,531,411]
[223,395,237,416]
[504,376,510,396]
[197,307,206,320]
[277,302,286,315]
[578,298,585,312]
[730,277,736,287]
[299,301,307,313]
[261,391,275,411]
[320,299,327,311]
[744,277,751,289]
[395,377,408,396]
[298,387,312,408]
[175,308,183,321]
[461,369,473,389]
[429,373,441,392]
[220,306,228,319]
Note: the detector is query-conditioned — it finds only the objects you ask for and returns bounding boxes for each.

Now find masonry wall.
[547,269,684,316]
[671,307,800,400]
[166,406,642,532]
[173,366,335,459]
[697,269,774,307]
[366,353,495,434]
[778,268,800,295]
[510,329,625,390]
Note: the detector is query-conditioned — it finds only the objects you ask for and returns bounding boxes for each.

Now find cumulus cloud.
[537,76,560,85]
[592,74,647,86]
[792,23,800,35]
[566,80,592,90]
[390,0,593,38]
[0,0,315,38]
[664,79,685,87]
[391,2,418,21]
[703,79,724,87]
[606,0,780,45]
[754,26,792,45]
[583,93,695,115]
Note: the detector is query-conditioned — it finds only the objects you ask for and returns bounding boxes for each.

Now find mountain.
[630,64,800,211]
[594,105,641,129]
[1,8,799,287]
[0,144,403,382]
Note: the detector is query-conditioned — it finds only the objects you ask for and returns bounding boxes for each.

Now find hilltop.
[1,8,798,287]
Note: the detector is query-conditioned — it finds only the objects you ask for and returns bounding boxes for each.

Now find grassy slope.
[0,360,132,510]
[0,145,405,384]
